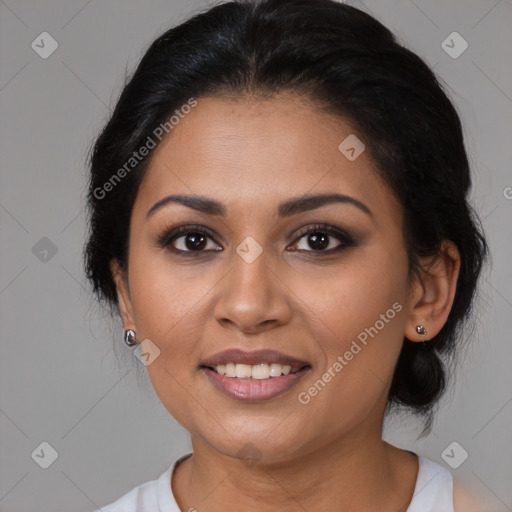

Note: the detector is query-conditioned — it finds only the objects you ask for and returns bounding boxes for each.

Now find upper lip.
[200,349,310,370]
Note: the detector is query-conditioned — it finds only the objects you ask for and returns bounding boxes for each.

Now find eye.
[288,223,353,254]
[158,222,354,256]
[158,225,222,254]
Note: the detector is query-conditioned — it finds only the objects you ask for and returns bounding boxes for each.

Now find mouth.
[200,362,309,379]
[198,349,312,401]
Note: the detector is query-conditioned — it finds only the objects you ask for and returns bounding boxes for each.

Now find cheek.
[126,259,203,425]
[288,242,408,346]
[128,246,215,341]
[125,246,227,413]
[288,245,408,417]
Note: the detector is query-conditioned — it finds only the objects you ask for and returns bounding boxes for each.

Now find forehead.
[133,93,400,222]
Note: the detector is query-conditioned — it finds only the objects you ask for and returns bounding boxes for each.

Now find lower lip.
[200,366,310,401]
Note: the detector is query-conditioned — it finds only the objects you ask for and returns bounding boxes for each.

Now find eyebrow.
[146,192,372,219]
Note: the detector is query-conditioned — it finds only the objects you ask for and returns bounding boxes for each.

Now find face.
[114,93,422,464]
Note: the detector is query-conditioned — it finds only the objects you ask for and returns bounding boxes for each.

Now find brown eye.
[158,225,222,254]
[302,232,331,251]
[175,232,210,251]
[289,223,354,253]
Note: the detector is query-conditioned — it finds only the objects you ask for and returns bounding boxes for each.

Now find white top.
[93,452,454,512]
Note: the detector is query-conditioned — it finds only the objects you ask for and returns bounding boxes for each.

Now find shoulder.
[407,456,454,512]
[90,453,192,512]
[91,477,160,512]
[453,480,489,512]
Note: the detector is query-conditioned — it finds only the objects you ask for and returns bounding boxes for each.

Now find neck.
[172,429,418,512]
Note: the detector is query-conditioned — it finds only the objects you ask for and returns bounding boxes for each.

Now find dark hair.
[84,0,488,432]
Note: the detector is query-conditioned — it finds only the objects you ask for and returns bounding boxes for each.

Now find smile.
[200,364,311,401]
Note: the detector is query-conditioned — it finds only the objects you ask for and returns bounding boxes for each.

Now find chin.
[206,424,307,466]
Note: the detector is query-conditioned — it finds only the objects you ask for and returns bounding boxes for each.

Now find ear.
[110,259,136,330]
[405,240,461,342]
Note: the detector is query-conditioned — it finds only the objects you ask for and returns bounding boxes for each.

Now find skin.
[111,92,461,512]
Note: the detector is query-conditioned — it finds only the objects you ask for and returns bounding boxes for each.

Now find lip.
[200,365,311,401]
[199,348,310,370]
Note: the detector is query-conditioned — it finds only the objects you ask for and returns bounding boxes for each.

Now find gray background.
[0,0,511,511]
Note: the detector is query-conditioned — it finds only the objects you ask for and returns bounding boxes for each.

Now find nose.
[213,248,292,334]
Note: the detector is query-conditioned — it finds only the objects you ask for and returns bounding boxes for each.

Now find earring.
[415,325,427,337]
[124,329,137,347]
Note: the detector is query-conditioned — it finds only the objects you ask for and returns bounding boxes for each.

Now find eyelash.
[157,223,354,257]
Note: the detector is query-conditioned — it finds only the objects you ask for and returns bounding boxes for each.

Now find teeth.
[214,363,296,379]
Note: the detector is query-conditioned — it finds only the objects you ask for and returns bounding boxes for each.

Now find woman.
[85,1,488,510]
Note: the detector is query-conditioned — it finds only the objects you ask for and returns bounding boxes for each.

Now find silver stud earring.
[124,329,137,347]
[416,325,427,336]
